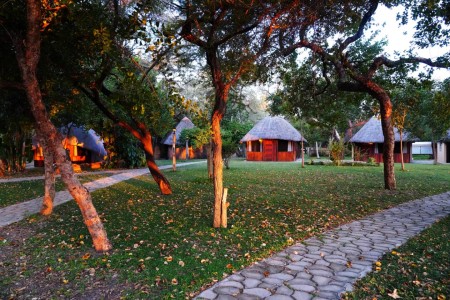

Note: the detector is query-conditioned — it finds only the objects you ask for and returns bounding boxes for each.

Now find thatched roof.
[240,116,307,142]
[349,116,416,143]
[33,124,107,156]
[162,117,195,145]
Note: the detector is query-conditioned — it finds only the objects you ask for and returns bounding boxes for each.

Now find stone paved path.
[196,191,450,300]
[0,161,205,227]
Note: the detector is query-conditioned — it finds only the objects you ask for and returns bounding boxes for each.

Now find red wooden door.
[263,140,276,161]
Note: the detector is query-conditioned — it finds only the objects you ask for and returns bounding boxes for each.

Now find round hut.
[240,116,307,161]
[349,116,415,163]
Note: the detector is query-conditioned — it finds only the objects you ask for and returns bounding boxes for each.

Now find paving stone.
[196,289,217,299]
[243,278,261,289]
[314,259,330,267]
[237,294,259,300]
[318,285,344,293]
[312,275,332,286]
[296,272,313,280]
[269,273,294,281]
[266,295,294,300]
[307,269,333,277]
[288,278,315,286]
[214,286,241,296]
[288,254,303,262]
[241,270,264,280]
[220,281,244,289]
[276,286,294,296]
[242,288,271,298]
[289,284,315,293]
[328,263,347,272]
[315,291,339,299]
[217,295,238,300]
[292,291,313,300]
[266,258,287,266]
[307,264,332,272]
[263,277,284,286]
[228,274,245,282]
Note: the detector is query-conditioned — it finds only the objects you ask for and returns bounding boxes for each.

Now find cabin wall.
[436,142,450,163]
[354,142,412,163]
[246,140,296,161]
[166,146,207,160]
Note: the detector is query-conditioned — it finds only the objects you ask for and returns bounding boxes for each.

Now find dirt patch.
[0,221,131,299]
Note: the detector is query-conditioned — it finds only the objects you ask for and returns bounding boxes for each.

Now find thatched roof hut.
[349,116,415,163]
[240,116,307,143]
[162,117,195,145]
[240,116,306,161]
[349,116,415,143]
[32,124,106,167]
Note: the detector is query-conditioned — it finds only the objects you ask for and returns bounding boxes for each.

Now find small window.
[278,140,289,152]
[250,141,261,152]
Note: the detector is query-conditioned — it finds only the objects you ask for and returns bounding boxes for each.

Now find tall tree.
[8,0,112,251]
[277,0,449,189]
[179,0,281,227]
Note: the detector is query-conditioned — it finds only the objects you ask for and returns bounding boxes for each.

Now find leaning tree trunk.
[379,96,396,190]
[141,134,172,194]
[37,133,55,215]
[13,0,112,252]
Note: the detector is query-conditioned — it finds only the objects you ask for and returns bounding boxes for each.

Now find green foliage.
[104,128,146,169]
[329,140,345,166]
[221,121,252,169]
[0,162,449,298]
[179,127,211,149]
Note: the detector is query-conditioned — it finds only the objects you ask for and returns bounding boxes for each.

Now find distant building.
[436,130,450,164]
[33,124,107,167]
[412,142,433,155]
[240,116,307,161]
[160,117,206,159]
[349,117,416,163]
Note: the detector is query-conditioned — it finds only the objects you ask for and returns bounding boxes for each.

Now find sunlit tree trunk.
[211,111,224,228]
[13,0,112,252]
[37,133,55,215]
[141,133,172,194]
[379,96,396,190]
[207,140,213,179]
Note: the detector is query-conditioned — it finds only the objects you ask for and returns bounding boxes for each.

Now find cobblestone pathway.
[0,161,204,227]
[196,191,450,300]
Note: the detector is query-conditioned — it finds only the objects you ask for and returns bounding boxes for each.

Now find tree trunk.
[141,135,172,195]
[207,140,213,179]
[301,139,305,168]
[38,133,55,215]
[211,113,224,228]
[379,98,396,190]
[13,0,112,252]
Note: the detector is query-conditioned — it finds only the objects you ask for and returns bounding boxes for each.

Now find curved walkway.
[0,161,205,228]
[196,191,450,300]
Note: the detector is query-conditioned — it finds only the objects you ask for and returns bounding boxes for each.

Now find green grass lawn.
[344,215,449,300]
[0,161,449,299]
[0,174,114,208]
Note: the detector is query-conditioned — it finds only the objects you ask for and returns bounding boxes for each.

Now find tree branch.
[339,0,379,52]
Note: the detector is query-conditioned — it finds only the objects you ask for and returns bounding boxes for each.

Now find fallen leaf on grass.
[388,289,401,299]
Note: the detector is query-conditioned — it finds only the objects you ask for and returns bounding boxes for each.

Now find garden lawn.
[344,215,449,300]
[0,174,114,208]
[0,161,449,299]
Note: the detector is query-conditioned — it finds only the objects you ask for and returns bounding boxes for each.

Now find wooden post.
[301,139,305,168]
[186,138,189,160]
[221,188,228,228]
[351,144,354,161]
[172,129,176,171]
[315,141,320,159]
